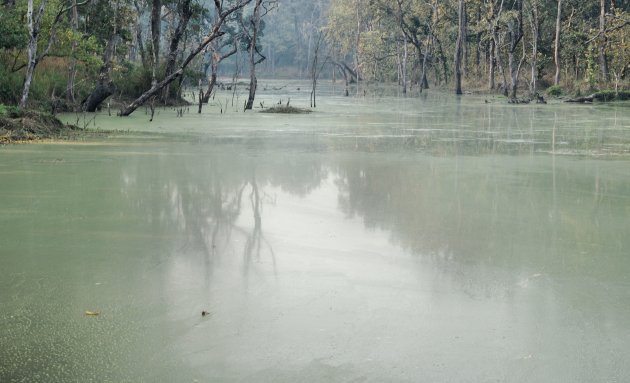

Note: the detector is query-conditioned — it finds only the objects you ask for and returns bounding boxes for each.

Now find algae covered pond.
[2,83,630,382]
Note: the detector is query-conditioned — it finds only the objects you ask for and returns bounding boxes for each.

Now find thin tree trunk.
[598,0,608,82]
[454,0,464,95]
[489,39,496,90]
[133,0,148,67]
[245,0,263,111]
[529,1,540,95]
[150,0,161,88]
[162,0,193,102]
[554,0,561,85]
[402,32,408,94]
[66,0,78,102]
[20,0,47,108]
[507,0,524,99]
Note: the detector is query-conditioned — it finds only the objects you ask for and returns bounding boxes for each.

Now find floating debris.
[84,311,100,316]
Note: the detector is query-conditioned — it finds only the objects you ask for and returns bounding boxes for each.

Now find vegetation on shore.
[0,105,81,144]
[261,105,312,114]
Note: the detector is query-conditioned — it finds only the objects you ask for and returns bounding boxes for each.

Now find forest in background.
[1,0,630,115]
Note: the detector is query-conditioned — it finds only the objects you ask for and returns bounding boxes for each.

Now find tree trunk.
[529,1,540,95]
[245,0,263,111]
[454,0,464,95]
[20,0,47,108]
[554,0,561,85]
[402,32,408,94]
[202,54,219,103]
[489,39,495,90]
[81,81,115,112]
[150,0,161,88]
[66,0,79,102]
[162,0,193,102]
[82,35,117,112]
[120,0,251,116]
[133,0,148,67]
[598,0,608,82]
[507,0,524,99]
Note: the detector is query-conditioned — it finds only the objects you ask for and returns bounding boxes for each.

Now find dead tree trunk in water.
[120,0,253,116]
[202,46,237,103]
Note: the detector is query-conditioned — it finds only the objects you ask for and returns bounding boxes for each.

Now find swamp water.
[1,83,630,382]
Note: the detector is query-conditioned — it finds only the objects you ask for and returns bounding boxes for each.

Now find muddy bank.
[0,109,82,144]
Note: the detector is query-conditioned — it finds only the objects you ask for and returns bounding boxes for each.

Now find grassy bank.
[0,106,82,144]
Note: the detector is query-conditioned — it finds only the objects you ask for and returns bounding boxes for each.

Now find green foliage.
[546,85,563,97]
[0,7,27,49]
[113,64,153,99]
[0,65,23,105]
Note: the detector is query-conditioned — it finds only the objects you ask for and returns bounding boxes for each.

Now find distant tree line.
[259,0,630,98]
[320,0,630,97]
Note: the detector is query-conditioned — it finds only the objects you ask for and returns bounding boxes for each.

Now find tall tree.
[20,0,86,108]
[243,0,265,111]
[599,0,609,81]
[455,0,465,95]
[553,0,561,85]
[150,0,161,88]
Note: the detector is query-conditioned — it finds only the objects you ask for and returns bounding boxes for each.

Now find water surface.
[2,83,630,382]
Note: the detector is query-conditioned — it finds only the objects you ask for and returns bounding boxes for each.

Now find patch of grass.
[260,105,312,114]
[0,109,80,144]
